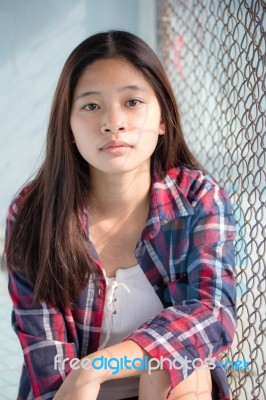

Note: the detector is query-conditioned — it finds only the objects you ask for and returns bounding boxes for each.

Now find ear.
[158,119,165,135]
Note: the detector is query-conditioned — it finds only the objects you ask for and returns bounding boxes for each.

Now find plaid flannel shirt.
[5,166,237,400]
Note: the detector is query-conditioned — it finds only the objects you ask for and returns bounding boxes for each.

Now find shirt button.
[112,310,117,314]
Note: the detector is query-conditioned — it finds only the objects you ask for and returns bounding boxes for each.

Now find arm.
[53,340,148,399]
[54,340,211,400]
[122,184,237,397]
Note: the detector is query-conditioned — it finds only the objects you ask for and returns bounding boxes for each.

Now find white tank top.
[96,264,164,400]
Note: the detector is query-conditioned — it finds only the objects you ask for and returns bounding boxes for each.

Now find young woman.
[5,30,237,400]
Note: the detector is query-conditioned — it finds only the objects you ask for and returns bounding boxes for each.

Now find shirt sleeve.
[5,193,78,400]
[123,183,237,395]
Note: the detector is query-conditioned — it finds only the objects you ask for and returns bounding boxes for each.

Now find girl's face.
[70,57,165,176]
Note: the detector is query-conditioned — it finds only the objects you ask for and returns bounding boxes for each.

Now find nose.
[100,106,127,134]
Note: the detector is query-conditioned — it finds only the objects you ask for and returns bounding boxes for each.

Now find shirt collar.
[141,167,194,240]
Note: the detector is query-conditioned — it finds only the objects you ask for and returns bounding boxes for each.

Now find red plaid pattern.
[5,166,237,399]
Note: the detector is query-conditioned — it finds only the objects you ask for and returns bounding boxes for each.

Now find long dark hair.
[5,30,202,307]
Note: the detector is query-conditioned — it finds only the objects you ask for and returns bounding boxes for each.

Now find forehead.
[74,57,153,92]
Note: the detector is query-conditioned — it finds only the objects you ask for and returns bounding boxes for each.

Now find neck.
[88,164,151,219]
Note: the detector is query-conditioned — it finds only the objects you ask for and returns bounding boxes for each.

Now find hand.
[53,357,102,400]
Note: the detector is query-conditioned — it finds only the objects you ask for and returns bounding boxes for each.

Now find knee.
[168,367,212,400]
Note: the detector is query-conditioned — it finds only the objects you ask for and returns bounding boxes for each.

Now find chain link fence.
[157,1,265,399]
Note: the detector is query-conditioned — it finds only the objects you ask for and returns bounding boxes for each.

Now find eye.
[126,99,142,107]
[82,103,99,111]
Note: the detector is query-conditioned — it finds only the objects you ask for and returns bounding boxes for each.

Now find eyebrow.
[75,85,148,100]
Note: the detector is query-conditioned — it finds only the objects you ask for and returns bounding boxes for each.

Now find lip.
[100,140,132,150]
